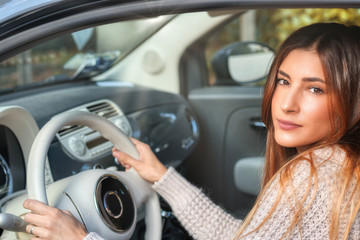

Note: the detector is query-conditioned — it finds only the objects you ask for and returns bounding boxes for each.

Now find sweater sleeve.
[83,232,104,240]
[153,167,243,240]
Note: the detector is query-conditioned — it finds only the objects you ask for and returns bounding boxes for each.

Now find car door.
[179,13,268,218]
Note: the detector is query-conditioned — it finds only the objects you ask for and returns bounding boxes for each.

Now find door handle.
[250,119,266,129]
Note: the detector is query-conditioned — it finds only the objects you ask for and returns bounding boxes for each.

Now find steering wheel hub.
[96,175,135,232]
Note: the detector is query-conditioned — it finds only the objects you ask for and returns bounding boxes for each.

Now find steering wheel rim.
[26,110,162,240]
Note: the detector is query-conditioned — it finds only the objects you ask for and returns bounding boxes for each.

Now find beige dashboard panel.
[0,106,39,166]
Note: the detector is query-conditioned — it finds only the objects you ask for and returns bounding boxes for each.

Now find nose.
[280,88,300,113]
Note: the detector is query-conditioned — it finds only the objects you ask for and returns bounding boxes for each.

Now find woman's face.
[271,49,331,152]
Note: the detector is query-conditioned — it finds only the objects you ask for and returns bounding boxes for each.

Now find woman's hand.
[112,138,167,183]
[23,199,87,240]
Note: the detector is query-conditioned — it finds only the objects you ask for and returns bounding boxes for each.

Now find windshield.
[0,15,173,91]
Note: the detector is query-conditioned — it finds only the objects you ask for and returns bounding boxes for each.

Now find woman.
[23,22,360,239]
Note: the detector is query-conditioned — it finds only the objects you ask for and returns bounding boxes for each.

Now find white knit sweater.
[85,146,360,239]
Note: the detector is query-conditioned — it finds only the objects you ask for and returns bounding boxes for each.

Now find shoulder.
[312,145,346,166]
[290,145,345,177]
[273,145,346,200]
[311,145,346,176]
[264,145,345,196]
[256,146,342,217]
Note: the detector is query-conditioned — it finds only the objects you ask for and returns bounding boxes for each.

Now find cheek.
[303,98,329,121]
[271,90,279,119]
[303,99,332,136]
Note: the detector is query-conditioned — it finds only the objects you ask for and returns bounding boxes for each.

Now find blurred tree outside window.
[0,34,85,90]
[0,16,172,91]
[205,8,360,86]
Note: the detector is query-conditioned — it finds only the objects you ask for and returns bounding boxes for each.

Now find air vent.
[56,99,130,161]
[57,125,83,137]
[86,101,119,119]
[57,100,123,138]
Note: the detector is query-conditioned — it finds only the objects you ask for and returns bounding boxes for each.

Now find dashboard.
[0,80,200,199]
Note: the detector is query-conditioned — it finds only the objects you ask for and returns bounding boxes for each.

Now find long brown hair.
[236,23,360,239]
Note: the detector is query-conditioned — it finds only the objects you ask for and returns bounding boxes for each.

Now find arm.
[153,167,243,240]
[113,138,243,240]
[115,142,349,240]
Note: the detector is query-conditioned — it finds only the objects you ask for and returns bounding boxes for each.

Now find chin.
[274,136,303,148]
[277,142,299,148]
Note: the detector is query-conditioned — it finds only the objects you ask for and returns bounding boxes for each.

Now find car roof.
[0,0,141,24]
[1,0,360,62]
[2,0,360,28]
[0,0,62,23]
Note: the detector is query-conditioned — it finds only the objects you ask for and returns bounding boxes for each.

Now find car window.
[0,16,173,92]
[205,8,360,86]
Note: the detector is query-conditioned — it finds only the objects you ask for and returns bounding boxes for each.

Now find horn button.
[95,175,135,232]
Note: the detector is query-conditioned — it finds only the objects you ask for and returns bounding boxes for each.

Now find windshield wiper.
[44,74,72,84]
[70,51,120,80]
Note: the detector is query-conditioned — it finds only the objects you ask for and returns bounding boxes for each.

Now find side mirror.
[211,42,274,85]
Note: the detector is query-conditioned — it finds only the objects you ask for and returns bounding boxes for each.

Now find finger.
[130,137,141,145]
[26,225,50,239]
[133,141,151,153]
[61,209,72,216]
[26,224,41,236]
[112,146,121,152]
[23,199,52,215]
[26,224,35,234]
[24,212,49,228]
[130,138,149,150]
[113,151,139,168]
[124,164,131,171]
[112,138,141,153]
[113,138,147,155]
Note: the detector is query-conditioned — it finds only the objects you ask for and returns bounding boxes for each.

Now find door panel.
[224,106,266,216]
[185,86,266,217]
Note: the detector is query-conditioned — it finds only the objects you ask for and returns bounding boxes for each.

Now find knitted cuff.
[83,232,105,240]
[152,167,202,212]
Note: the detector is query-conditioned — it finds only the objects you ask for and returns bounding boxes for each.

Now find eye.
[309,87,324,95]
[277,78,290,86]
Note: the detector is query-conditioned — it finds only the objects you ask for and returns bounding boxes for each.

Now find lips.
[277,119,302,130]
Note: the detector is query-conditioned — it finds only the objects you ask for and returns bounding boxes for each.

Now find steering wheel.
[26,111,162,240]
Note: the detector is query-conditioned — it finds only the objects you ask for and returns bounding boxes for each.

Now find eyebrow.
[278,70,325,84]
